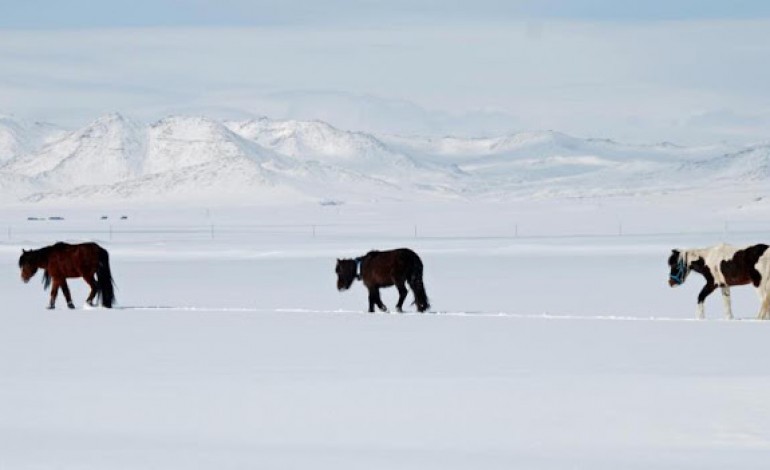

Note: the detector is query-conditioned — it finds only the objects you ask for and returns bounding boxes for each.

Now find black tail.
[96,247,116,308]
[408,261,430,313]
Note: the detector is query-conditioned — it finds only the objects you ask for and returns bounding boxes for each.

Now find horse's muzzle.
[668,280,678,287]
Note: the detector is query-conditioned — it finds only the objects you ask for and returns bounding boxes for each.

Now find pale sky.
[2,1,770,144]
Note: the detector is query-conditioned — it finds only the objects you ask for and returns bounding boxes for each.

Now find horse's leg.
[757,286,770,320]
[367,287,377,313]
[759,296,770,320]
[370,287,387,312]
[395,280,408,313]
[60,279,75,309]
[375,289,388,312]
[85,275,98,306]
[696,283,716,319]
[48,278,60,309]
[720,286,734,320]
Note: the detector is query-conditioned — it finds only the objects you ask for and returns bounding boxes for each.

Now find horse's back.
[77,241,104,251]
[718,243,769,265]
[367,248,422,265]
[49,242,104,273]
[363,248,423,283]
[49,241,103,253]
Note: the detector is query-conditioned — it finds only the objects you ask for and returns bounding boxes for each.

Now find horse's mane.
[677,249,696,266]
[19,243,67,289]
[682,244,737,263]
[668,249,681,266]
[675,244,724,261]
[19,245,52,267]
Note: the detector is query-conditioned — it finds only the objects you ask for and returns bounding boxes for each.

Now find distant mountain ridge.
[0,115,66,163]
[0,112,760,205]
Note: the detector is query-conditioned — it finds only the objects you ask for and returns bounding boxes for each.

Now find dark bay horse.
[19,242,115,309]
[668,243,770,319]
[336,248,430,313]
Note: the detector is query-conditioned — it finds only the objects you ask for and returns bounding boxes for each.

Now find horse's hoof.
[46,305,55,310]
[67,303,75,309]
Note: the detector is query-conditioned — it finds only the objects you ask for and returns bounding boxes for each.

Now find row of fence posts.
[4,223,455,241]
[2,221,746,242]
[2,222,584,241]
[0,222,639,241]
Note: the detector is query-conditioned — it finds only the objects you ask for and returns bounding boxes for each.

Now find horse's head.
[667,249,690,287]
[336,258,358,291]
[18,249,38,283]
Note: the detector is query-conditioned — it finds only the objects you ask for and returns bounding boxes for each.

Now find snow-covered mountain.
[225,118,414,170]
[0,115,66,163]
[677,145,770,183]
[4,113,145,188]
[0,112,763,205]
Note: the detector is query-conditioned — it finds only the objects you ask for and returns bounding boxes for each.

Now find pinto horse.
[336,248,430,313]
[19,242,115,309]
[668,243,770,319]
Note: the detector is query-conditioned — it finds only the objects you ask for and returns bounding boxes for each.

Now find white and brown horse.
[668,243,770,319]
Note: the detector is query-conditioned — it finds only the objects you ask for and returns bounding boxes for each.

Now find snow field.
[2,203,770,468]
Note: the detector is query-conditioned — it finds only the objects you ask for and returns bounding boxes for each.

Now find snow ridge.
[0,112,760,205]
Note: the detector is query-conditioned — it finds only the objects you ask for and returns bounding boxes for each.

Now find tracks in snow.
[115,305,759,322]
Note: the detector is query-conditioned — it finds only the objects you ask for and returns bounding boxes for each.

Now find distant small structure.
[320,199,344,206]
[48,216,64,221]
[120,215,128,220]
[100,216,109,220]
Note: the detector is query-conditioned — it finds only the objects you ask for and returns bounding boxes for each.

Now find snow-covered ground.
[2,201,770,469]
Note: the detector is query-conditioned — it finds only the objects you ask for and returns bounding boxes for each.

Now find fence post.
[210,224,215,240]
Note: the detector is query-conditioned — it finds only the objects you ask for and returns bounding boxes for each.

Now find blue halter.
[670,258,687,285]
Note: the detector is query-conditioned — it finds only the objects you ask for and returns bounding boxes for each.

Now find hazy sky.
[2,1,770,144]
[4,0,770,28]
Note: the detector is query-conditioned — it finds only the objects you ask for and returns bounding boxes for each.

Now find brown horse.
[19,242,115,309]
[336,248,430,313]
